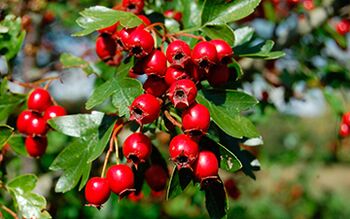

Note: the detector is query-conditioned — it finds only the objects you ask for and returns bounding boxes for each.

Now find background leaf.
[166,167,193,200]
[60,53,95,75]
[201,24,235,46]
[234,26,254,47]
[203,179,228,219]
[0,124,13,149]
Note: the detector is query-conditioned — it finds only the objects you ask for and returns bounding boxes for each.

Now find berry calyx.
[168,79,197,109]
[106,164,135,196]
[166,40,191,68]
[164,67,189,86]
[209,39,233,64]
[25,136,47,157]
[122,0,145,15]
[144,165,168,191]
[27,88,52,112]
[126,28,154,58]
[85,177,111,207]
[43,105,67,121]
[17,110,35,134]
[143,75,168,97]
[193,150,219,181]
[27,115,47,136]
[122,132,152,164]
[169,134,199,169]
[95,35,117,62]
[182,103,210,135]
[142,50,167,77]
[129,94,161,125]
[191,41,218,72]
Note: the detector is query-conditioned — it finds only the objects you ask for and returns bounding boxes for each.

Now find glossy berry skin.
[106,164,134,195]
[191,41,218,72]
[182,103,210,134]
[98,22,119,35]
[123,132,152,164]
[336,20,350,36]
[138,15,151,26]
[169,134,199,169]
[166,40,191,68]
[165,67,189,86]
[193,150,219,180]
[27,115,47,136]
[339,123,350,137]
[17,110,35,134]
[207,64,230,86]
[25,136,47,157]
[43,105,67,121]
[27,88,52,112]
[142,50,167,77]
[209,39,233,64]
[129,94,160,125]
[127,192,144,202]
[164,9,182,22]
[143,76,168,97]
[85,177,111,206]
[145,165,168,191]
[342,112,350,126]
[126,28,154,58]
[113,27,134,49]
[186,62,204,82]
[122,0,144,15]
[95,35,117,61]
[168,79,197,109]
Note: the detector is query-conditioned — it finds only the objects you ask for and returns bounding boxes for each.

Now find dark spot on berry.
[174,53,184,60]
[131,46,143,55]
[199,60,209,69]
[177,156,188,163]
[175,90,185,99]
[132,107,144,119]
[127,4,136,10]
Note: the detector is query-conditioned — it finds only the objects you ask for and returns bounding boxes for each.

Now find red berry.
[142,50,167,77]
[122,0,144,14]
[168,79,197,109]
[339,123,350,137]
[127,191,144,202]
[209,39,233,64]
[137,15,151,26]
[207,64,230,86]
[342,112,350,126]
[98,22,119,35]
[85,177,111,206]
[113,27,134,49]
[106,164,134,196]
[126,28,154,58]
[182,103,210,134]
[17,110,35,134]
[224,178,241,200]
[165,67,189,86]
[143,75,168,97]
[164,10,182,22]
[191,41,218,72]
[25,136,47,157]
[43,105,67,121]
[27,115,47,136]
[169,134,199,169]
[185,61,205,82]
[166,40,191,68]
[123,132,152,164]
[129,94,161,125]
[95,35,117,61]
[27,88,52,112]
[336,19,350,36]
[193,150,219,180]
[145,165,168,191]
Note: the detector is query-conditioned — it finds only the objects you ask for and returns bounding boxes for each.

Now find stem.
[0,205,18,219]
[164,110,182,128]
[114,138,120,164]
[176,26,202,34]
[169,32,206,41]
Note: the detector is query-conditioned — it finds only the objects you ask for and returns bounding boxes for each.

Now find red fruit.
[123,132,152,164]
[85,177,111,206]
[209,39,233,64]
[122,0,145,15]
[106,164,134,196]
[192,41,218,72]
[27,88,52,112]
[95,35,117,61]
[145,165,168,191]
[169,134,199,169]
[168,79,197,109]
[342,112,350,126]
[182,103,210,134]
[143,76,168,97]
[138,15,151,26]
[185,61,205,82]
[129,94,161,124]
[113,27,135,49]
[224,178,241,200]
[207,64,230,86]
[164,10,182,22]
[166,40,191,68]
[142,50,167,77]
[193,150,219,180]
[27,115,47,136]
[339,123,350,137]
[126,28,154,58]
[98,22,119,35]
[25,136,47,157]
[336,19,350,36]
[164,67,189,86]
[127,191,144,202]
[17,110,35,134]
[303,0,314,10]
[43,105,67,121]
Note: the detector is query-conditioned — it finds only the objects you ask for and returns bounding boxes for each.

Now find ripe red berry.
[122,0,145,14]
[113,27,134,49]
[98,22,119,35]
[17,110,35,134]
[95,35,117,61]
[25,136,47,157]
[207,64,230,86]
[193,150,219,180]
[209,39,233,64]
[339,123,350,137]
[129,94,161,125]
[191,41,218,72]
[106,164,134,196]
[164,67,189,86]
[27,88,52,112]
[182,103,210,134]
[126,28,154,58]
[143,76,168,97]
[145,165,168,191]
[336,20,350,35]
[164,9,182,22]
[127,191,144,202]
[342,112,350,126]
[27,115,47,136]
[169,134,199,169]
[166,40,191,68]
[185,61,205,82]
[85,177,111,206]
[168,79,197,109]
[137,15,151,26]
[123,132,152,164]
[43,105,67,121]
[142,50,167,77]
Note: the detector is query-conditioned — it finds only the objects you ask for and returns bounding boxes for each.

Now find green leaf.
[179,0,204,29]
[197,89,259,138]
[201,24,235,46]
[6,174,50,219]
[59,53,95,75]
[233,26,254,47]
[201,0,261,26]
[217,142,242,172]
[73,6,142,37]
[8,135,26,155]
[203,179,228,219]
[166,167,193,200]
[323,89,345,115]
[229,59,244,79]
[0,124,13,149]
[235,40,285,59]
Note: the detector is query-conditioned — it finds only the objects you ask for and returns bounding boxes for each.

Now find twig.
[169,32,206,41]
[164,110,182,128]
[0,205,18,219]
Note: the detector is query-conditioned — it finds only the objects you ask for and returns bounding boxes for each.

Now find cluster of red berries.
[339,112,350,137]
[16,88,66,157]
[336,19,350,36]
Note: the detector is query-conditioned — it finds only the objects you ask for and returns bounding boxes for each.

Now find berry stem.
[164,110,182,128]
[0,204,18,219]
[169,32,206,41]
[114,137,120,164]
